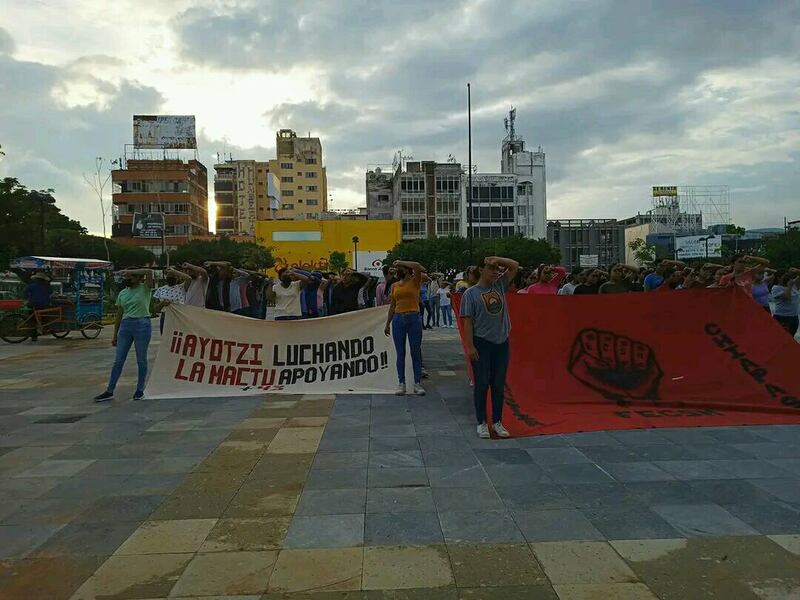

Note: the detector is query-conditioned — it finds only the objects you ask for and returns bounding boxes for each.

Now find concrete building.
[213,159,279,236]
[272,129,328,220]
[461,173,518,239]
[500,109,547,239]
[547,219,626,271]
[366,167,395,220]
[394,160,462,240]
[111,158,209,253]
[620,212,703,265]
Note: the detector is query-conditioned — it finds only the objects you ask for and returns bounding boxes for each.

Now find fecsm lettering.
[704,323,800,409]
[168,330,388,389]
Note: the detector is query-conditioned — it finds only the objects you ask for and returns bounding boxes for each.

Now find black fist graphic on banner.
[568,329,663,405]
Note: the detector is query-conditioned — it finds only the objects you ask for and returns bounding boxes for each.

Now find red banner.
[453,289,800,436]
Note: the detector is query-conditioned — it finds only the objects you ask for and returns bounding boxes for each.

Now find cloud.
[0,39,164,232]
[2,0,800,235]
[0,27,14,55]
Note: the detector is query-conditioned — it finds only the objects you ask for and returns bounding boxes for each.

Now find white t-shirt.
[185,276,208,307]
[437,287,451,306]
[153,284,185,313]
[558,282,577,296]
[273,281,302,318]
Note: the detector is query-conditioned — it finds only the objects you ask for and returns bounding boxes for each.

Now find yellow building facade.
[255,219,401,274]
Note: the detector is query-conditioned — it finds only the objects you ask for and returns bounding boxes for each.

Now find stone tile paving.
[0,327,799,598]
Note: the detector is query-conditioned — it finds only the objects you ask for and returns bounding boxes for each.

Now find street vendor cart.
[0,256,113,343]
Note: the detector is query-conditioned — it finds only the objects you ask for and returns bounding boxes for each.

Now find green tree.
[725,224,746,236]
[169,236,275,270]
[385,235,560,280]
[628,238,656,265]
[0,177,85,266]
[763,230,800,270]
[328,251,349,273]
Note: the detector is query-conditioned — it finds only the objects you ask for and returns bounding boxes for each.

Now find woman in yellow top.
[384,260,426,395]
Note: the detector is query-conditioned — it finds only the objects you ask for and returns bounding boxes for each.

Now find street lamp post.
[467,83,473,263]
[352,236,360,270]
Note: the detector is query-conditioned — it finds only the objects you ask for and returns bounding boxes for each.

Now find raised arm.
[745,256,770,268]
[288,268,311,284]
[181,262,208,280]
[121,268,154,288]
[165,268,191,282]
[485,256,519,285]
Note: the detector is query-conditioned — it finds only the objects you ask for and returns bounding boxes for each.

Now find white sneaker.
[493,422,510,438]
[477,423,490,439]
[395,384,406,396]
[413,384,426,396]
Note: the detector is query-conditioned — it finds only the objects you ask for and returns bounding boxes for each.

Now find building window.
[402,217,426,238]
[436,217,460,236]
[298,199,303,203]
[281,203,294,210]
[280,162,293,169]
[435,177,460,193]
[307,185,318,192]
[436,197,460,216]
[281,176,294,183]
[305,158,317,164]
[305,172,318,178]
[400,177,424,193]
[401,197,425,215]
[307,213,317,219]
[297,186,303,190]
[378,194,389,202]
[307,199,318,206]
[258,194,264,199]
[283,190,294,196]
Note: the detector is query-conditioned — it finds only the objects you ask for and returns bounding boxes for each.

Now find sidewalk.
[0,325,799,598]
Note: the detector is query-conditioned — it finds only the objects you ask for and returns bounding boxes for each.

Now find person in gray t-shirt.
[460,256,519,440]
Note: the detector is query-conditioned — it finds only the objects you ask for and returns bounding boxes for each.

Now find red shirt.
[719,270,754,297]
[524,267,567,295]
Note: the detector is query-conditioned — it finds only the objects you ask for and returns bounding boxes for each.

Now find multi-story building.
[461,173,517,239]
[393,160,462,240]
[500,109,547,239]
[213,159,279,235]
[111,158,209,253]
[366,167,395,220]
[547,219,626,271]
[271,129,328,220]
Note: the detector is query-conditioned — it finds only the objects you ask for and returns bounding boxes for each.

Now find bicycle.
[0,306,102,343]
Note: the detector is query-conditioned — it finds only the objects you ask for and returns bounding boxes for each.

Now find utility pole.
[467,83,473,263]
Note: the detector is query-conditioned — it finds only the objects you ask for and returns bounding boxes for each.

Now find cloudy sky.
[1,0,798,234]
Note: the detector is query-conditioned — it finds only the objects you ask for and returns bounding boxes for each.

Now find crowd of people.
[90,254,799,442]
[466,254,799,338]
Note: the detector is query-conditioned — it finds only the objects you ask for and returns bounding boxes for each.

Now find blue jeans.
[392,312,423,385]
[440,304,453,326]
[471,336,509,424]
[107,317,151,393]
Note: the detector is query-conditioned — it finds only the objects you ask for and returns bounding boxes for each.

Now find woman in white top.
[437,283,454,328]
[268,268,311,320]
[153,268,190,334]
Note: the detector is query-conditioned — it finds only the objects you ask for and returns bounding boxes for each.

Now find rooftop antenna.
[505,106,517,140]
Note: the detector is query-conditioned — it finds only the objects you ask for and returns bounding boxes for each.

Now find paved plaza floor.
[0,324,799,599]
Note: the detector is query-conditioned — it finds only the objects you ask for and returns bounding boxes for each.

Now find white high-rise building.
[500,108,547,239]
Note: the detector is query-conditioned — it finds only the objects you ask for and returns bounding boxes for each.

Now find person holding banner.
[385,260,426,396]
[460,256,519,439]
[181,263,209,308]
[153,268,189,334]
[94,269,154,402]
[268,268,310,321]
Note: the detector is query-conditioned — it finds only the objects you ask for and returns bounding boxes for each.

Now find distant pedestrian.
[771,270,800,337]
[438,282,453,327]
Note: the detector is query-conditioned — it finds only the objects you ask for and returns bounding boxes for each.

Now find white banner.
[675,235,722,259]
[579,254,599,268]
[145,305,402,399]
